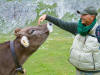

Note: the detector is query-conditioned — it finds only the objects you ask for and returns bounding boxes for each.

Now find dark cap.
[77,6,98,16]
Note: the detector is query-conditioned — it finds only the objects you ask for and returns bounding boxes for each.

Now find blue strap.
[95,25,100,43]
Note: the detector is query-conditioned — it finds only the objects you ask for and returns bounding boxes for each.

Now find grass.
[24,37,75,75]
[23,26,75,75]
[0,25,75,75]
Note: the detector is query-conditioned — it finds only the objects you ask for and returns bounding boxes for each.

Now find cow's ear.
[14,28,21,37]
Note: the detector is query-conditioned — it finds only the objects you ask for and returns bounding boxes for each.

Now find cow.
[0,23,52,75]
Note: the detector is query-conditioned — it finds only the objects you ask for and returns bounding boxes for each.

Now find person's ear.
[92,15,96,20]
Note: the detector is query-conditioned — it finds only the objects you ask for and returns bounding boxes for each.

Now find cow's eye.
[29,29,35,34]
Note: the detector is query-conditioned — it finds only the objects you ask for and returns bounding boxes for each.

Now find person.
[38,6,100,75]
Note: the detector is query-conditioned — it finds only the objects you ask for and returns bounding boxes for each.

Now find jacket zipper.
[83,36,87,44]
[92,52,95,70]
[84,36,95,70]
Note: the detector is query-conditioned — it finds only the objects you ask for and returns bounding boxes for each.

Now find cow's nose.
[47,22,53,32]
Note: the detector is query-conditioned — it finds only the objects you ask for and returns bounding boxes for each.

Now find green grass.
[0,26,75,75]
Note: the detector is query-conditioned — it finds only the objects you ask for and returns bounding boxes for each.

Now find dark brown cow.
[0,24,50,75]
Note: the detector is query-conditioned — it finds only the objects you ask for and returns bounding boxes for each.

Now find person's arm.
[38,14,78,35]
[46,15,78,35]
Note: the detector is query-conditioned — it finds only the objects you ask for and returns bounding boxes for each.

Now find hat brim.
[77,10,88,15]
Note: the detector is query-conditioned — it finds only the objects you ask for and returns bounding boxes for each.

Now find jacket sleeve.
[46,15,78,35]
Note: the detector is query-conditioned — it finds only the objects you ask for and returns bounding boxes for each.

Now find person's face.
[81,14,95,26]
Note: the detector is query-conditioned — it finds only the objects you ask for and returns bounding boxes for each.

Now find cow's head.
[14,23,52,53]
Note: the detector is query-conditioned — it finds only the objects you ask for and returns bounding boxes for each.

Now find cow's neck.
[13,38,29,65]
[12,38,38,66]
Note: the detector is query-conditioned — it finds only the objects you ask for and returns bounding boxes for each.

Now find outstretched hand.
[38,14,47,25]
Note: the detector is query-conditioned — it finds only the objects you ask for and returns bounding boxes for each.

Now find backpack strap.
[95,25,100,43]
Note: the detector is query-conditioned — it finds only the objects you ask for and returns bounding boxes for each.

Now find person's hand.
[38,14,47,25]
